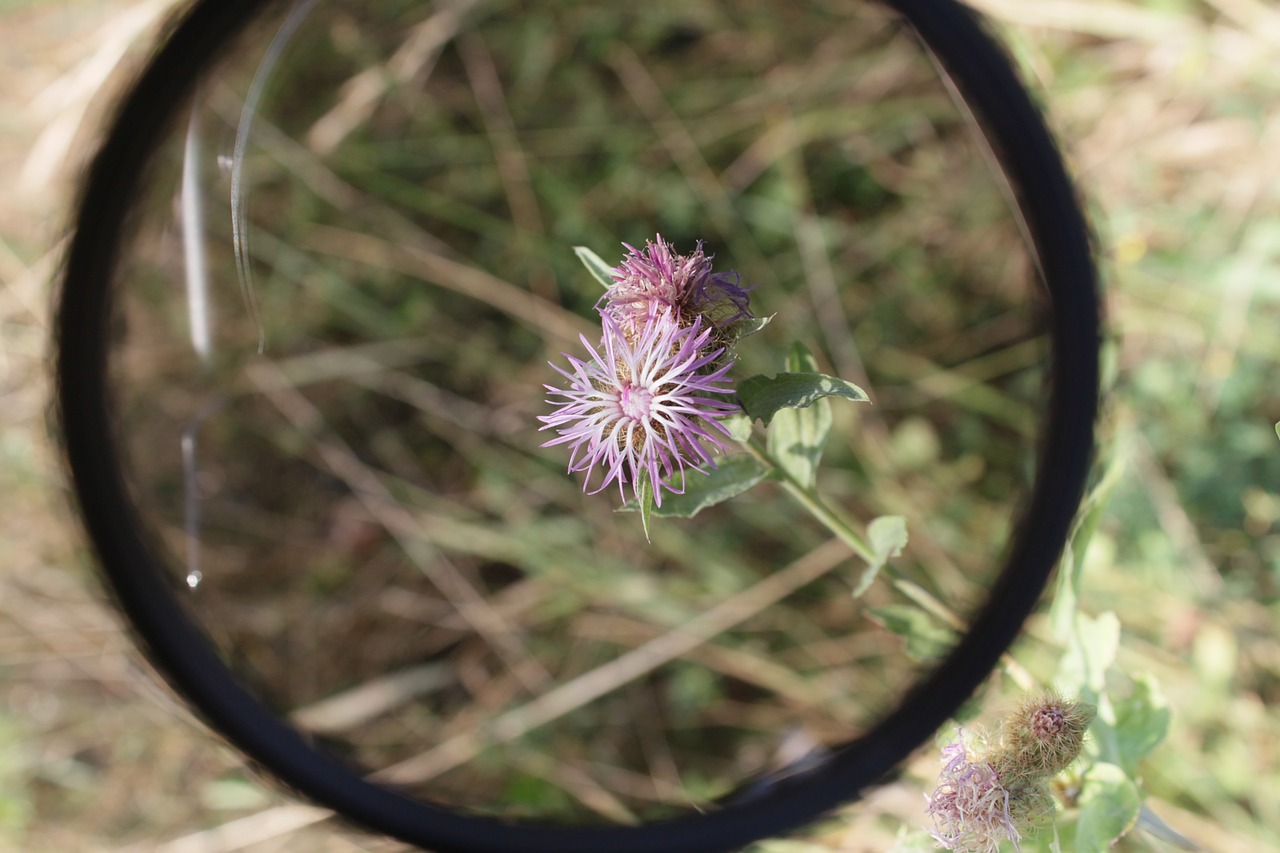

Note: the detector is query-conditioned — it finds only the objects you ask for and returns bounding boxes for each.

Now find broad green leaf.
[1058,611,1120,697]
[852,515,908,596]
[620,455,772,518]
[764,344,831,490]
[573,245,616,289]
[1074,763,1141,853]
[737,370,870,427]
[1109,673,1170,774]
[869,604,956,662]
[785,341,820,376]
[767,387,830,490]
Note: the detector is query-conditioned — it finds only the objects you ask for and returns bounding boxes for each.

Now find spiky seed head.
[1001,692,1096,780]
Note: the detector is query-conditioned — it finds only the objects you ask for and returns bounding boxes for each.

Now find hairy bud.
[1000,692,1096,780]
[927,694,1095,851]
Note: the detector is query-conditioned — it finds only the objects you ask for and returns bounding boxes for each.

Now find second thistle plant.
[927,692,1096,852]
[1000,692,1096,782]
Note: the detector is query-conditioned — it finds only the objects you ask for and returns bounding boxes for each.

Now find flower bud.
[1000,692,1096,779]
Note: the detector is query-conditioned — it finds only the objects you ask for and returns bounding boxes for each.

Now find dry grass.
[2,1,1278,851]
[0,3,396,850]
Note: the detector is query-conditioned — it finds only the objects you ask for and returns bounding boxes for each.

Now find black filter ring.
[54,1,1100,851]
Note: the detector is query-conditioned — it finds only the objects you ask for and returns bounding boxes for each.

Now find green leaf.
[1109,673,1170,774]
[749,343,865,490]
[620,455,772,519]
[721,412,754,443]
[1059,611,1121,697]
[767,385,830,490]
[638,473,654,541]
[735,312,774,339]
[573,245,616,289]
[869,604,956,662]
[763,344,832,490]
[852,515,908,596]
[737,370,870,427]
[786,340,819,374]
[1074,762,1141,853]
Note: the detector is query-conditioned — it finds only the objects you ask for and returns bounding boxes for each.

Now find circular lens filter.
[55,1,1099,850]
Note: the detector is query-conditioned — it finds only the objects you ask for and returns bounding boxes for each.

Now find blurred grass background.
[1,0,1278,851]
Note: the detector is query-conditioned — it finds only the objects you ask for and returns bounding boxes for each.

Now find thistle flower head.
[1000,692,1096,779]
[601,234,752,339]
[927,731,1027,853]
[538,310,739,507]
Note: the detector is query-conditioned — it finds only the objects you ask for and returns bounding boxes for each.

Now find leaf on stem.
[620,455,773,519]
[752,343,860,489]
[1059,611,1121,697]
[868,604,956,662]
[1107,673,1170,775]
[1074,762,1141,852]
[737,350,869,427]
[852,515,908,596]
[573,245,616,289]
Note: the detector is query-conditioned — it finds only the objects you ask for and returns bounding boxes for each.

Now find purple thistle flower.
[539,310,739,507]
[602,234,752,337]
[926,731,1025,853]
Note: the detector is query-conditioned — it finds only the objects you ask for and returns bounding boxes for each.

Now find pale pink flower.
[926,732,1024,853]
[538,310,738,506]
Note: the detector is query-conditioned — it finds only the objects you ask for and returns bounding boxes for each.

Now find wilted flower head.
[927,731,1027,853]
[602,234,752,338]
[538,310,738,506]
[926,692,1093,852]
[1000,692,1096,780]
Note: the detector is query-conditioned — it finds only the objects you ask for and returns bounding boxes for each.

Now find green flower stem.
[741,437,875,563]
[741,436,1036,689]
